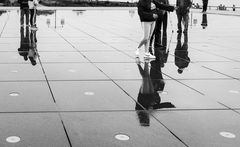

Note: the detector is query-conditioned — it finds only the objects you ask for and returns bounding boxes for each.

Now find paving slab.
[42,63,109,80]
[0,81,56,112]
[61,112,186,147]
[153,110,240,147]
[181,79,240,108]
[50,81,136,111]
[0,113,70,147]
[0,64,45,81]
[39,51,89,63]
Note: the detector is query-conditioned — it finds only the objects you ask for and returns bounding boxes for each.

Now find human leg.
[162,12,168,47]
[183,13,189,33]
[25,9,30,26]
[30,9,34,26]
[176,11,182,33]
[154,16,163,48]
[20,9,24,26]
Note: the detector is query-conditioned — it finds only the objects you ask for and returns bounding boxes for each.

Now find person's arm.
[138,0,155,21]
[187,0,192,8]
[153,0,175,12]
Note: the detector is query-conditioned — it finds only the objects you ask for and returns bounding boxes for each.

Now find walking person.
[136,0,174,59]
[176,0,192,34]
[202,0,208,12]
[18,0,29,27]
[28,0,39,30]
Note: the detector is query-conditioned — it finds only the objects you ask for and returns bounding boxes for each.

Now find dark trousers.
[20,9,29,25]
[30,9,37,26]
[176,11,189,32]
[150,12,168,50]
[202,0,208,12]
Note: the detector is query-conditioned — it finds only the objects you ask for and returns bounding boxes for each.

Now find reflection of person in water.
[174,32,190,74]
[135,57,175,126]
[18,26,30,61]
[201,13,207,29]
[28,29,38,65]
[18,26,38,66]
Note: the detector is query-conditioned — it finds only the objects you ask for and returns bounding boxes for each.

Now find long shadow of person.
[174,32,190,74]
[18,26,30,61]
[135,56,175,126]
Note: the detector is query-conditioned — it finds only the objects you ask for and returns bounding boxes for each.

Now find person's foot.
[144,52,155,59]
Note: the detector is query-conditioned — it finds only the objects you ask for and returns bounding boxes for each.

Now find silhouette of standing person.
[174,32,190,74]
[28,29,38,65]
[201,13,208,29]
[202,0,208,12]
[176,0,192,34]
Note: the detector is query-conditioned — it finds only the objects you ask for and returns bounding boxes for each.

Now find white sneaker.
[135,49,140,57]
[144,52,155,59]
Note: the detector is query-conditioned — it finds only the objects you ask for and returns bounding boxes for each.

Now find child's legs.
[138,22,153,52]
[33,9,37,26]
[20,9,24,25]
[30,9,34,26]
[25,9,30,25]
[183,13,189,31]
[146,21,155,53]
[176,12,182,31]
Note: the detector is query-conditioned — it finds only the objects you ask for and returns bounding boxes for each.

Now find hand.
[153,14,158,19]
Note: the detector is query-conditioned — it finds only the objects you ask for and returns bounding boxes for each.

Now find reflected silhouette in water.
[18,26,39,66]
[201,13,208,29]
[18,26,30,61]
[135,56,175,126]
[0,10,7,16]
[174,33,190,74]
[29,29,38,65]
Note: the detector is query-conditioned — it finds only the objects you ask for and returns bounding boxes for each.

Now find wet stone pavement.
[0,8,240,147]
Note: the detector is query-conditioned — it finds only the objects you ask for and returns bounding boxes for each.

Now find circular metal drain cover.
[115,134,130,141]
[220,132,236,138]
[11,70,18,73]
[9,92,20,97]
[6,136,21,143]
[84,92,95,96]
[68,69,76,73]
